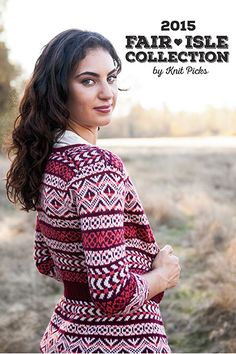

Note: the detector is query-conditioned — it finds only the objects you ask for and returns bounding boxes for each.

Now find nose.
[98,81,113,100]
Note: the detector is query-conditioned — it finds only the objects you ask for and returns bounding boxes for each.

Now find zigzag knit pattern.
[34,142,170,353]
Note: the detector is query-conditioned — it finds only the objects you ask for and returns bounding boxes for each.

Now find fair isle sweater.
[34,130,170,354]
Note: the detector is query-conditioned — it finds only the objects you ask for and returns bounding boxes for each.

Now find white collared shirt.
[53,129,95,148]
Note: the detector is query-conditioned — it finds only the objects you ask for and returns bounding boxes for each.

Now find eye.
[81,78,95,86]
[107,75,117,84]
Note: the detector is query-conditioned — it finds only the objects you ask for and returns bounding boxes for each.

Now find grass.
[119,147,236,353]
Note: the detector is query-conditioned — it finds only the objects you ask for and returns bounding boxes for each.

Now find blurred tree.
[0,0,21,151]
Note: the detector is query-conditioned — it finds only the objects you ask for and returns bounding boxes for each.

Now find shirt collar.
[53,129,95,148]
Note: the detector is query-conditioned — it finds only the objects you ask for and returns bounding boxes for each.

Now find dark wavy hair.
[4,29,122,212]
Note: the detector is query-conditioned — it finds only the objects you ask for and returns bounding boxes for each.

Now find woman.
[5,29,181,353]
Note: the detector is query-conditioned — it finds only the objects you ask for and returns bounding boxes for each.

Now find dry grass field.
[0,139,236,353]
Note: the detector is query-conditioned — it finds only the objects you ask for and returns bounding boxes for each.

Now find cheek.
[112,87,118,102]
[73,89,95,108]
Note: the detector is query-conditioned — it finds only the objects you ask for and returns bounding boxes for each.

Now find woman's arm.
[34,216,62,282]
[73,153,156,315]
[141,268,168,301]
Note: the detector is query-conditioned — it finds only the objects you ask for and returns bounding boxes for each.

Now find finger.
[162,245,173,253]
[170,255,179,262]
[162,244,172,250]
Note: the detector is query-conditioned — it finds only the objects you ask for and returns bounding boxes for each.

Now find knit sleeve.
[34,215,62,282]
[74,152,149,315]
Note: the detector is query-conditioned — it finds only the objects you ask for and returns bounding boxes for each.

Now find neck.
[67,120,98,145]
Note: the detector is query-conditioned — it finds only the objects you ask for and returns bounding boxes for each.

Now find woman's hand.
[152,245,181,290]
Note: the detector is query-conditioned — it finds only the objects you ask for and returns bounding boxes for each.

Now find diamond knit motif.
[34,144,170,353]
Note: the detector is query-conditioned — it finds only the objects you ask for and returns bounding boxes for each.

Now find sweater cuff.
[114,272,149,315]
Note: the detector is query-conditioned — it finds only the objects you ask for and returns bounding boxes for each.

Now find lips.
[94,105,111,109]
[94,105,112,113]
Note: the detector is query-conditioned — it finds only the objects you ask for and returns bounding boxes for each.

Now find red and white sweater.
[34,130,169,353]
[34,130,164,314]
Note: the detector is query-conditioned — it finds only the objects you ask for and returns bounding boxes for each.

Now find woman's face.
[67,47,118,130]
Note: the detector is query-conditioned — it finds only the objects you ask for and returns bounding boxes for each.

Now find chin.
[98,116,112,127]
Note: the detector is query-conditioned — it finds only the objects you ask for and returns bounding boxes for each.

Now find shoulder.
[51,144,127,178]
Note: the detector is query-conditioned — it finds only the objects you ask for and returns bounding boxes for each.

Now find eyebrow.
[75,68,117,78]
